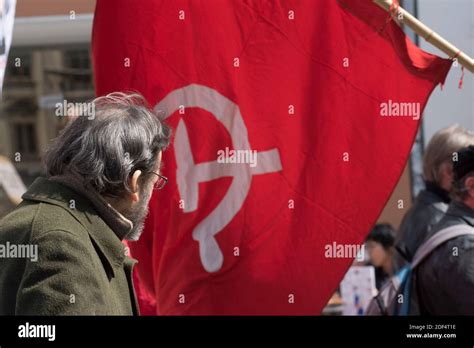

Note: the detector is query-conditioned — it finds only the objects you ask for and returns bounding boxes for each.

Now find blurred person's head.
[44,92,171,241]
[366,223,396,274]
[451,145,474,210]
[423,125,474,192]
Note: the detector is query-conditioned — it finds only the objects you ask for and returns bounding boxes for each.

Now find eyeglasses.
[150,171,168,190]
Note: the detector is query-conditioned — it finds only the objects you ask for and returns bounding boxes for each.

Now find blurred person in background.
[0,92,171,315]
[366,223,397,290]
[415,145,474,315]
[395,125,474,266]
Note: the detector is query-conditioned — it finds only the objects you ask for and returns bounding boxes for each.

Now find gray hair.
[423,125,474,184]
[44,92,171,198]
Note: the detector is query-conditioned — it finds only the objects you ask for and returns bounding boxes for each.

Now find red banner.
[93,0,451,315]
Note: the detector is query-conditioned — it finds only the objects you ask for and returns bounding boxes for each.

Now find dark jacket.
[415,201,474,315]
[395,185,449,264]
[0,177,139,315]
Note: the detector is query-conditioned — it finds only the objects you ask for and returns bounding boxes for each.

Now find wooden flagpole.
[373,0,474,73]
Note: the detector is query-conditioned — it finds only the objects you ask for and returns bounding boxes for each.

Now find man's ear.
[466,176,474,197]
[129,170,142,202]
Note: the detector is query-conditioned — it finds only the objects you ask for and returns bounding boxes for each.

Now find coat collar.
[424,181,451,204]
[21,177,133,277]
[49,173,133,240]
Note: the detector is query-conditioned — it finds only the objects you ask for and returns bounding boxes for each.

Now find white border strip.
[12,14,93,47]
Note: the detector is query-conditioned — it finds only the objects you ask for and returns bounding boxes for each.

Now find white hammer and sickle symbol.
[155,84,282,272]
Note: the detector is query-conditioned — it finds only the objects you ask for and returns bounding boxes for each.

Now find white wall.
[418,0,473,141]
[11,14,93,47]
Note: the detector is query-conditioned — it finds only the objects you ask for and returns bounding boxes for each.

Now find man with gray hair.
[0,92,171,315]
[415,145,474,314]
[395,125,474,265]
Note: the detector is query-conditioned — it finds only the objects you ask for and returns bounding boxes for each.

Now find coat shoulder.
[30,201,89,241]
[0,200,89,245]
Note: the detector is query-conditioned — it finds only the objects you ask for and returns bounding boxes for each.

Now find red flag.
[92,0,451,315]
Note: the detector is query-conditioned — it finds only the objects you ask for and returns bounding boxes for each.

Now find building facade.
[0,0,94,190]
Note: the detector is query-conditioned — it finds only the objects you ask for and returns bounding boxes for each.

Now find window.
[13,123,37,156]
[62,49,93,91]
[6,53,32,79]
[64,49,91,70]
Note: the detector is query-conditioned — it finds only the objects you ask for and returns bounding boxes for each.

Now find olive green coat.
[0,177,139,315]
